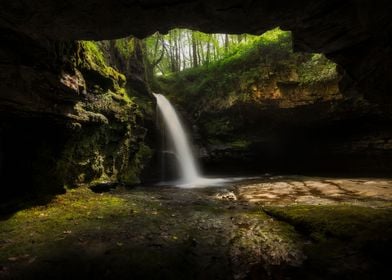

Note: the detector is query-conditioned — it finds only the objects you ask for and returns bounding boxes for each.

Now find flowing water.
[154,93,250,188]
[154,93,203,187]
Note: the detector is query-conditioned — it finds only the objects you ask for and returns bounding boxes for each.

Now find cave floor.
[1,176,391,279]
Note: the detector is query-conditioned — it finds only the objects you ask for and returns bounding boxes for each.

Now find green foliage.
[212,28,292,68]
[144,28,264,74]
[114,38,136,59]
[157,28,293,110]
[298,53,338,84]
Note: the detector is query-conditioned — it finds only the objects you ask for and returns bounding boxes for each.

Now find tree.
[140,28,265,74]
[191,31,198,67]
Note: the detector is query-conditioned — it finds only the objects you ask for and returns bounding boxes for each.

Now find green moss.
[264,205,392,241]
[263,205,392,279]
[80,41,106,69]
[114,38,136,59]
[79,41,126,91]
[54,39,154,189]
[230,139,251,149]
[120,143,152,185]
[0,188,130,258]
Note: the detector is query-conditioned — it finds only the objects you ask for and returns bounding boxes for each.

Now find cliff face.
[157,35,392,175]
[0,30,154,201]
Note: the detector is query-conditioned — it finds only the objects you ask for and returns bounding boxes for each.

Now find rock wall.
[0,30,154,201]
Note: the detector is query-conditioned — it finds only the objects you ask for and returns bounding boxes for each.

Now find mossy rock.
[263,205,392,279]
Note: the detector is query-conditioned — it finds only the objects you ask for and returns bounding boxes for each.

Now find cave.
[0,1,392,279]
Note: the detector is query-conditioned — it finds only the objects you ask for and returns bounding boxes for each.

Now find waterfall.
[154,93,247,188]
[154,93,201,186]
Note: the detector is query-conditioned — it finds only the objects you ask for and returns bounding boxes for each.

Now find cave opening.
[0,1,392,279]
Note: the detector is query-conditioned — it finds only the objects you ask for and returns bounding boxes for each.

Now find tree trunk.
[224,34,229,55]
[192,31,198,67]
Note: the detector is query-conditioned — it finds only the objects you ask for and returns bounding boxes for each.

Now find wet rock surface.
[1,176,391,279]
[234,176,392,206]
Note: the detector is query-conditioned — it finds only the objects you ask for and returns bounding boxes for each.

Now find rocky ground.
[235,176,392,206]
[1,176,391,279]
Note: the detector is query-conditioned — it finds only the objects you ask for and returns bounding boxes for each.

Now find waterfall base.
[155,176,263,188]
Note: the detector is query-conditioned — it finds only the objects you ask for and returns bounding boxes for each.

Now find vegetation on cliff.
[56,40,153,188]
[155,29,338,110]
[146,28,340,163]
